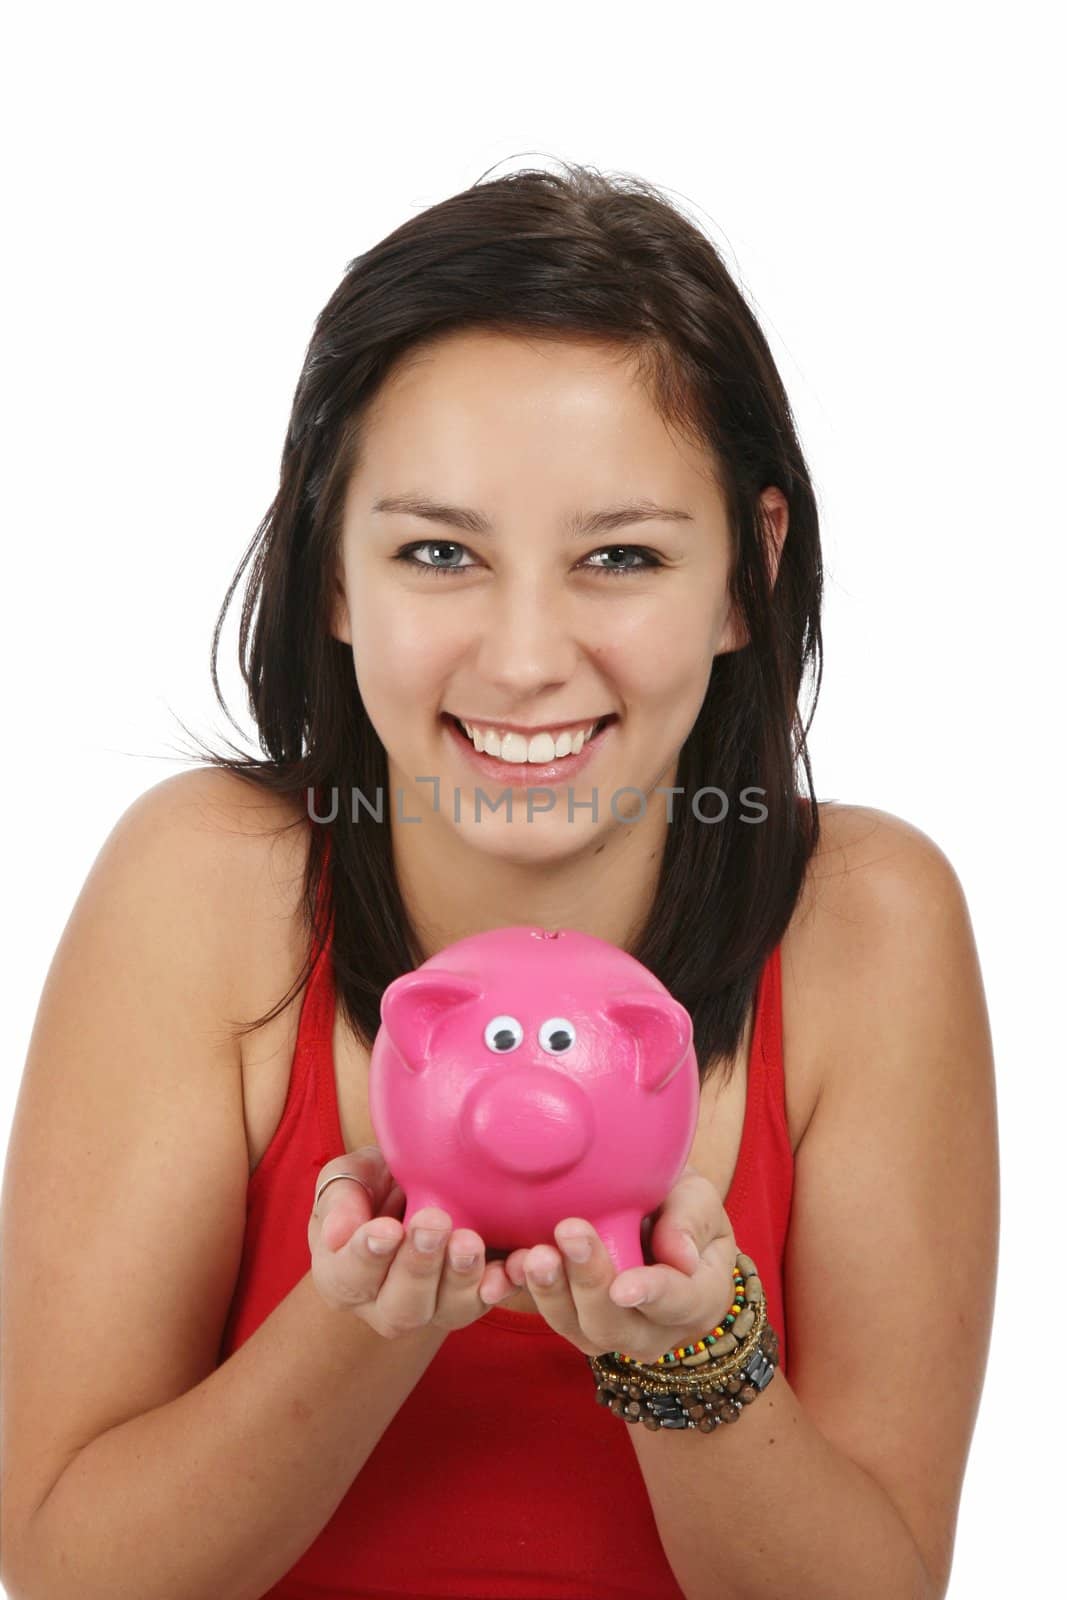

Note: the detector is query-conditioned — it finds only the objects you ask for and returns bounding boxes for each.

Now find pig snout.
[459,1066,594,1177]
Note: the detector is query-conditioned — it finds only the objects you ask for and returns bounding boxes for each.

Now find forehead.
[351,329,721,510]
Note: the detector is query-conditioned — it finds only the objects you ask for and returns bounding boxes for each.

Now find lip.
[452,716,608,738]
[441,712,617,787]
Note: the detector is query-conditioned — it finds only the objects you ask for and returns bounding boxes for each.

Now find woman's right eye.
[395,540,476,577]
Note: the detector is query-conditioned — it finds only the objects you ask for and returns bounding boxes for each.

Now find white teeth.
[500,731,528,764]
[458,718,603,762]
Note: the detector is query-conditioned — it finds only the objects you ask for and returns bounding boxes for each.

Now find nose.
[471,578,580,702]
[459,1063,594,1176]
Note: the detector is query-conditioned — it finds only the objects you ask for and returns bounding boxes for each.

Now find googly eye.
[484,1014,523,1052]
[538,1016,576,1053]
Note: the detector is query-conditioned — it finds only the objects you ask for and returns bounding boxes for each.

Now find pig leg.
[589,1208,647,1276]
[396,1186,467,1232]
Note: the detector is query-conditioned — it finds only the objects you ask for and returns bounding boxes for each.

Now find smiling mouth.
[447,713,616,763]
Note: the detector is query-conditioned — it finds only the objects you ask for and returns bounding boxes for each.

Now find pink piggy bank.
[368,925,699,1275]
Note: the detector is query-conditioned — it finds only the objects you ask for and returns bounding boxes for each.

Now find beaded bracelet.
[587,1249,780,1432]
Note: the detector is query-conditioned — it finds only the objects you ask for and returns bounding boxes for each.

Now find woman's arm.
[627,809,998,1600]
[8,1270,447,1600]
[629,1364,933,1600]
[0,774,452,1600]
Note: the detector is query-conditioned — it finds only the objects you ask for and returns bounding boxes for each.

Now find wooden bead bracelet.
[587,1248,780,1431]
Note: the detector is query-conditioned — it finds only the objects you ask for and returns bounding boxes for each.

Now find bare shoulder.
[785,801,978,1117]
[810,800,983,1062]
[805,798,966,915]
[131,765,308,860]
[783,800,996,1597]
[84,768,320,1086]
[36,766,307,1017]
[126,767,314,1006]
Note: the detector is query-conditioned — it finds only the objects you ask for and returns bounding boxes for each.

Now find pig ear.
[602,989,694,1093]
[379,968,484,1072]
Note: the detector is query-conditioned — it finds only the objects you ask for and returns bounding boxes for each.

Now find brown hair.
[181,156,824,1090]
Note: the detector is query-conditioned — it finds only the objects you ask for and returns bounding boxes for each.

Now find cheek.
[607,622,714,710]
[350,605,463,709]
[637,640,715,751]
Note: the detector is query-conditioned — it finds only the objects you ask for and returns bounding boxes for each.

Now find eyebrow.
[370,493,695,538]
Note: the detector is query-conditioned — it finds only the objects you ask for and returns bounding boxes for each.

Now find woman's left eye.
[394,540,663,578]
[584,545,662,576]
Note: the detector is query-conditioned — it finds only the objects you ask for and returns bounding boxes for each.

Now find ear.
[379,968,484,1073]
[601,989,694,1094]
[760,486,789,591]
[717,485,789,654]
[330,566,352,646]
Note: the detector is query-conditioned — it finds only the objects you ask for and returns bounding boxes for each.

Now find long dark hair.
[182,157,824,1092]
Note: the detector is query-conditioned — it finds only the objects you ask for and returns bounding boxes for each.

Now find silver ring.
[313,1171,375,1215]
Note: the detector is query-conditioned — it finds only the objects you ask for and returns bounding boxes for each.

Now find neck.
[387,757,679,958]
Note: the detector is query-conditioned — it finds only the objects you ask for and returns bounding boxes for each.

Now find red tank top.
[219,866,793,1600]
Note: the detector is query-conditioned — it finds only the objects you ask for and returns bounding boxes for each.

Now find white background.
[2,3,1062,1594]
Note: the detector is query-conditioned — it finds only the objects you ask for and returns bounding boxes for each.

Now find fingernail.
[558,1233,592,1263]
[681,1233,701,1272]
[529,1263,560,1286]
[614,1287,648,1307]
[413,1228,445,1253]
[366,1232,398,1256]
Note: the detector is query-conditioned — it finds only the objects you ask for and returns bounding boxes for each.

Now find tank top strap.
[299,826,345,1163]
[752,939,788,1147]
[759,941,783,1075]
[242,826,338,1196]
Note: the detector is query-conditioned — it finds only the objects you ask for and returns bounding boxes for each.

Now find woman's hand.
[502,1166,738,1363]
[308,1147,521,1337]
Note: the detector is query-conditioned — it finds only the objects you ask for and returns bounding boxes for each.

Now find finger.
[442,1227,484,1287]
[437,1229,517,1309]
[309,1148,389,1254]
[524,1226,653,1356]
[606,1238,739,1355]
[649,1170,729,1276]
[551,1222,630,1346]
[519,1242,585,1342]
[478,1262,525,1305]
[309,1211,404,1314]
[420,1214,525,1312]
[335,1216,405,1293]
[504,1247,532,1287]
[376,1206,452,1329]
[541,1216,734,1358]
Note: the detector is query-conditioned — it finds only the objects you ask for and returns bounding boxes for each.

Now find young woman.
[1,162,997,1600]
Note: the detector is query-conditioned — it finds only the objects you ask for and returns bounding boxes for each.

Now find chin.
[459,828,587,867]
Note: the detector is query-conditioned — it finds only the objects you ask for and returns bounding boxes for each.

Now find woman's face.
[331,328,781,865]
